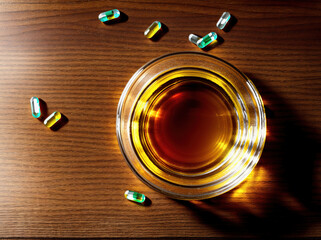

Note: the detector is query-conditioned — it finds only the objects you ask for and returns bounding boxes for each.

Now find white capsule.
[189,34,201,46]
[216,12,231,30]
[30,97,41,118]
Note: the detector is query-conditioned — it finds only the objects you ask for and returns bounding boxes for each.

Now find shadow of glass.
[178,73,321,237]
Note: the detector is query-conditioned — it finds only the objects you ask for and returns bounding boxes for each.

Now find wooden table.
[0,0,320,238]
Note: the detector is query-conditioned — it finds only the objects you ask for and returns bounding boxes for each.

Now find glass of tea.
[116,52,266,200]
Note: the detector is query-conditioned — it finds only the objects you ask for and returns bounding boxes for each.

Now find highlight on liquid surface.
[132,76,237,174]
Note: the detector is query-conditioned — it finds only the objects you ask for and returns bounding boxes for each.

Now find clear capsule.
[124,190,146,204]
[98,9,120,23]
[30,97,42,118]
[188,34,201,46]
[216,12,231,30]
[44,111,61,128]
[197,32,217,49]
[144,21,162,39]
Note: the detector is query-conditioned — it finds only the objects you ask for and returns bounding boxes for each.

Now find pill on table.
[98,9,120,23]
[197,32,218,49]
[44,111,61,128]
[216,12,231,30]
[124,190,146,204]
[30,97,42,119]
[144,21,162,39]
[189,34,201,46]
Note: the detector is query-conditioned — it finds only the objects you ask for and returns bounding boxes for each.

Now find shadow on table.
[37,98,48,122]
[179,73,321,238]
[50,113,69,131]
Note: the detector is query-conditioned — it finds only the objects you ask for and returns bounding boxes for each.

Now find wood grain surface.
[0,0,320,238]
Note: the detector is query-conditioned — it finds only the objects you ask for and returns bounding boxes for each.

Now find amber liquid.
[139,77,236,174]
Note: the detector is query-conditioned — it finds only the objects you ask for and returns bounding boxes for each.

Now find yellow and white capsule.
[44,111,61,128]
[30,97,42,118]
[144,21,162,39]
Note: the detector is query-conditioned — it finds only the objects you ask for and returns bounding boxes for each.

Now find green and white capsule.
[197,32,218,49]
[98,9,120,23]
[124,190,146,204]
[30,97,42,118]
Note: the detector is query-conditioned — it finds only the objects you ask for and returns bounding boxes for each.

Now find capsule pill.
[98,9,120,23]
[197,32,218,49]
[30,97,42,119]
[44,111,61,128]
[124,190,146,204]
[189,34,201,46]
[216,12,231,30]
[144,21,162,39]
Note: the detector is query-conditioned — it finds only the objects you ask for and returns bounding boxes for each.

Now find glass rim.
[116,51,266,200]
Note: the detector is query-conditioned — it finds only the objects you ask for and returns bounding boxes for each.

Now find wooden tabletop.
[0,0,320,238]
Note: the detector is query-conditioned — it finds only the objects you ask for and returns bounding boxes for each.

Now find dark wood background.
[0,0,320,238]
